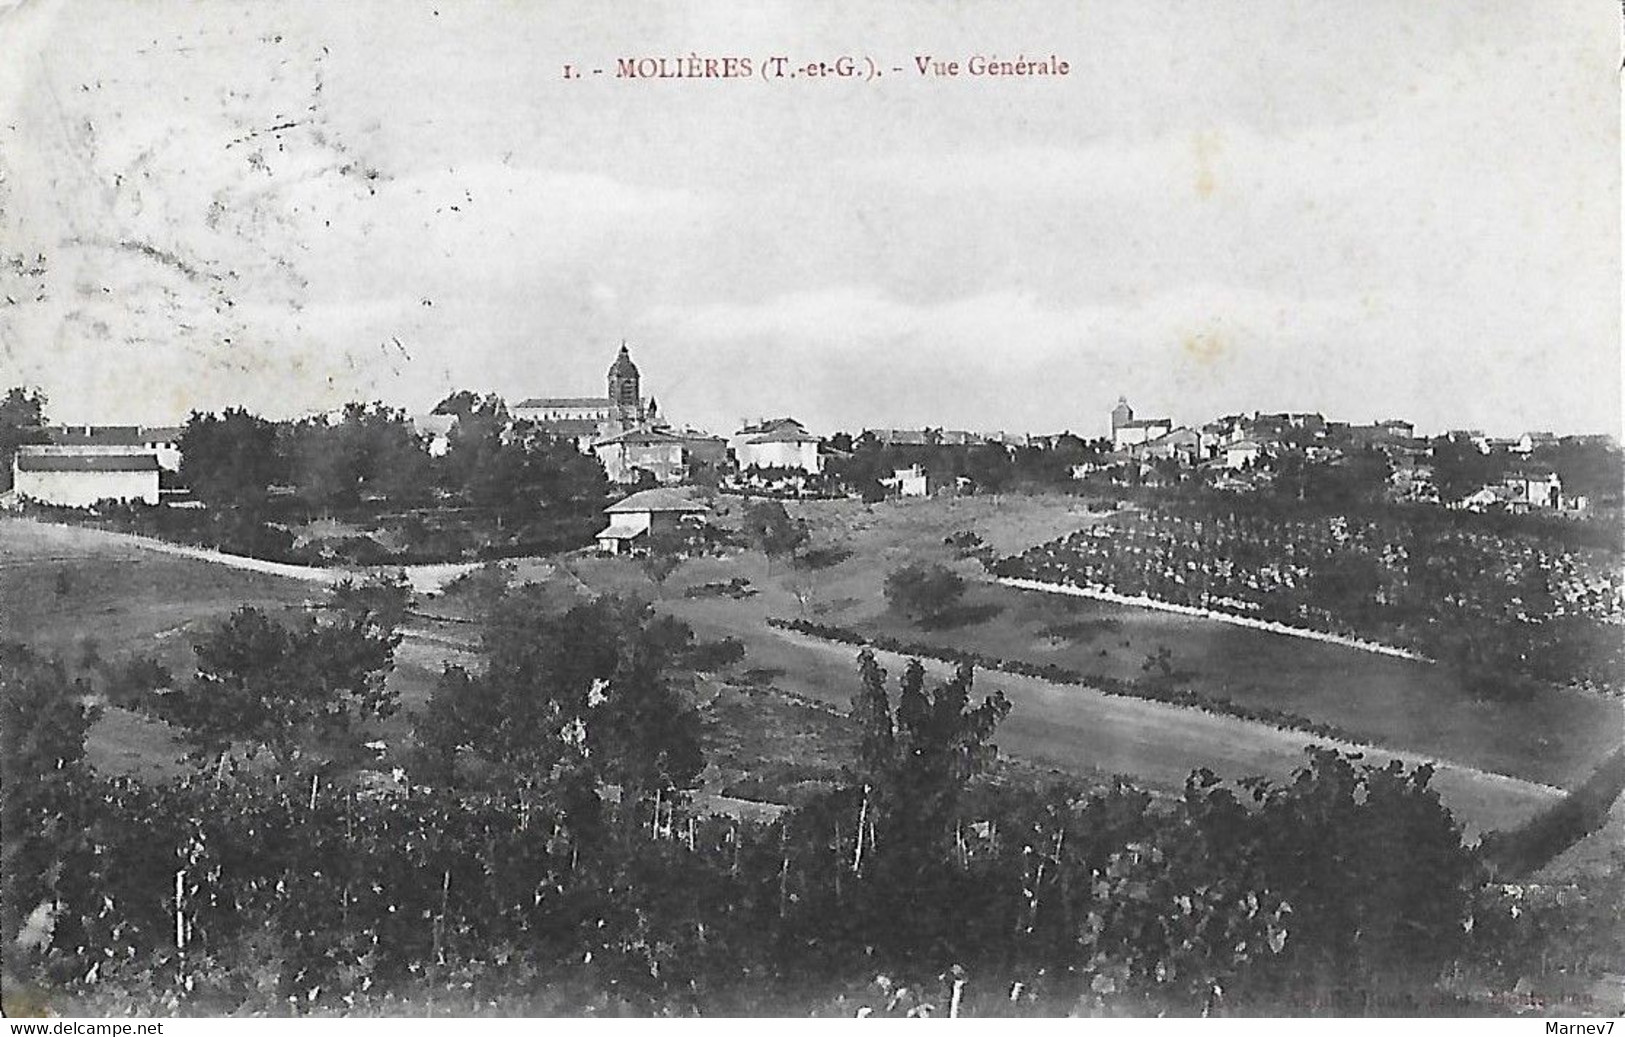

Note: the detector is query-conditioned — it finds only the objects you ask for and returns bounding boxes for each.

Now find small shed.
[595,488,709,555]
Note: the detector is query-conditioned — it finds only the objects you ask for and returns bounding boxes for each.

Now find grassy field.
[2,521,319,777]
[1,520,314,664]
[551,495,1576,834]
[1,520,464,777]
[6,505,1604,836]
[667,495,1617,790]
[0,519,873,808]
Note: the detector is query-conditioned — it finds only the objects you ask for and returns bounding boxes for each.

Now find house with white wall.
[593,428,688,486]
[881,464,935,497]
[731,417,822,474]
[13,449,161,507]
[594,487,709,554]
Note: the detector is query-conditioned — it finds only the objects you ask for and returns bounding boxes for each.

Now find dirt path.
[6,519,478,593]
[716,619,1564,837]
[9,517,1566,836]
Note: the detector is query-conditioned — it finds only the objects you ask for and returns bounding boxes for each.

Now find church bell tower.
[607,342,641,409]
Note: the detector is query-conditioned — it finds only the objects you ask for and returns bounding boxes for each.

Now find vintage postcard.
[0,0,1620,1023]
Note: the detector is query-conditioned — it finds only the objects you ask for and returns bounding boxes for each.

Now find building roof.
[1149,426,1200,443]
[605,488,709,514]
[596,517,647,541]
[1117,418,1172,430]
[514,397,613,410]
[16,452,160,472]
[743,427,820,445]
[670,429,726,444]
[865,428,930,445]
[46,426,145,446]
[608,344,639,379]
[525,417,604,436]
[594,428,685,448]
[736,417,808,437]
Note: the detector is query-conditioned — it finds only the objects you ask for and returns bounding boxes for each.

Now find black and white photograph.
[0,0,1621,1022]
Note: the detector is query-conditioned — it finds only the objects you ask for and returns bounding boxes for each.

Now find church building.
[1110,396,1174,450]
[512,343,661,449]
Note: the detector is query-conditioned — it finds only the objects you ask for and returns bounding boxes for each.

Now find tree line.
[3,392,610,564]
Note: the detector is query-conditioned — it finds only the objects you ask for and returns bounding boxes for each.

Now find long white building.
[12,450,161,507]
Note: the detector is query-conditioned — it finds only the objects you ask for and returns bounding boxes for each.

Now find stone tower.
[607,343,641,409]
[1111,396,1134,432]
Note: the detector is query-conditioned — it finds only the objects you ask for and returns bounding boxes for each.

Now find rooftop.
[16,452,160,472]
[523,417,604,436]
[736,417,807,436]
[594,428,685,447]
[744,427,821,445]
[514,396,614,410]
[605,488,710,514]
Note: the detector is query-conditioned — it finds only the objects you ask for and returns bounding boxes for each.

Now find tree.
[786,543,851,614]
[286,403,432,514]
[1246,749,1477,999]
[329,571,414,632]
[439,400,609,546]
[0,643,97,950]
[415,593,704,827]
[845,650,1012,928]
[179,408,284,511]
[883,562,967,627]
[0,386,47,492]
[157,586,402,765]
[741,500,809,571]
[1304,551,1384,626]
[965,443,1014,495]
[1429,438,1505,505]
[437,393,508,501]
[1299,449,1392,510]
[431,390,487,418]
[639,528,686,594]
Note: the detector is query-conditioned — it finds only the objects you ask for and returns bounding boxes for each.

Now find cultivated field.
[665,495,1619,790]
[6,504,1606,837]
[556,496,1584,834]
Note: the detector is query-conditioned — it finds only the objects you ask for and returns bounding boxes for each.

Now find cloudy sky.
[0,0,1617,437]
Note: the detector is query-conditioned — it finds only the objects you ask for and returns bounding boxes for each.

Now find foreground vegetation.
[4,570,1622,1017]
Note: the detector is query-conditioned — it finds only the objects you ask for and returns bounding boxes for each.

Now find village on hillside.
[3,342,1614,521]
[4,343,1622,1018]
[3,0,1621,1020]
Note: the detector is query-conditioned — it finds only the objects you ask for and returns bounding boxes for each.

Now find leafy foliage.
[0,631,1560,1017]
[0,385,48,492]
[1,643,97,953]
[741,500,809,567]
[284,403,432,513]
[179,408,284,512]
[154,585,403,765]
[883,562,967,626]
[415,592,705,822]
[848,652,1011,872]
